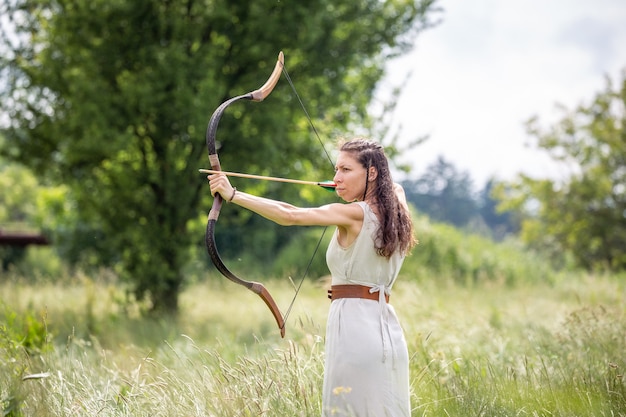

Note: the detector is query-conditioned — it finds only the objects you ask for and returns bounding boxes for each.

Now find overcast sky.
[384,0,626,188]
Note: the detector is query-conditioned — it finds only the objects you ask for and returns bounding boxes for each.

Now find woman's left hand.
[208,173,235,201]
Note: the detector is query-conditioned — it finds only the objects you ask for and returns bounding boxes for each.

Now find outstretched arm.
[208,173,363,228]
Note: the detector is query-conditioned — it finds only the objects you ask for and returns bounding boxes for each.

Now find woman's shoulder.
[341,201,367,217]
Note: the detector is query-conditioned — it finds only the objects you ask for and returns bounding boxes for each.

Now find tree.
[478,178,518,240]
[0,0,439,313]
[495,71,626,271]
[402,156,478,227]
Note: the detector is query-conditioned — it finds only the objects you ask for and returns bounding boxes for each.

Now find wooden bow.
[204,51,286,337]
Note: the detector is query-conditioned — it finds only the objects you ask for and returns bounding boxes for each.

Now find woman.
[209,138,416,417]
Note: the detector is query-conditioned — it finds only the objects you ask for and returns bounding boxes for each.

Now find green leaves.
[498,72,626,271]
[0,0,439,313]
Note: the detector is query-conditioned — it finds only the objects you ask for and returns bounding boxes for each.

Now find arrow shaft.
[199,169,334,187]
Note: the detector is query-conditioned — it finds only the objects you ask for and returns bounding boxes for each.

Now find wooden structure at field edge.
[0,230,49,247]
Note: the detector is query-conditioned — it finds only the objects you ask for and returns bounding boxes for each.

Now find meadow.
[1,215,625,416]
[1,268,624,416]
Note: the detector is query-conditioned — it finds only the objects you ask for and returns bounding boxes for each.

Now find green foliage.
[0,139,77,273]
[0,304,52,417]
[403,212,555,286]
[2,247,66,284]
[0,0,440,314]
[0,153,41,269]
[496,70,626,271]
[0,305,51,355]
[0,322,26,417]
[0,158,38,226]
[271,226,334,281]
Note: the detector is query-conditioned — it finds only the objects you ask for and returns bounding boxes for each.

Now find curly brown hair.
[340,139,417,258]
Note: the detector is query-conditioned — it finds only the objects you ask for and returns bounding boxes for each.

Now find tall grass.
[7,335,324,416]
[1,272,624,416]
[406,277,625,416]
[1,215,624,416]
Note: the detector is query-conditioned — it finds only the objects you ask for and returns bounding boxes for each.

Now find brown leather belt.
[327,284,389,303]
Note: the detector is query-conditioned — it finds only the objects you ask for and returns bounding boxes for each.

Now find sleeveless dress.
[322,201,410,417]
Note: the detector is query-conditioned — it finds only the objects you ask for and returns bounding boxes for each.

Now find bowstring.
[281,66,335,167]
[280,63,335,325]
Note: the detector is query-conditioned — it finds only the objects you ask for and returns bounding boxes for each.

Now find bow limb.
[251,51,284,101]
[205,52,286,338]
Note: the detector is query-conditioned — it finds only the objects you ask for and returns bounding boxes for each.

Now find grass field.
[1,269,624,416]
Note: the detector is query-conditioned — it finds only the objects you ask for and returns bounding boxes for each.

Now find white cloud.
[385,0,626,188]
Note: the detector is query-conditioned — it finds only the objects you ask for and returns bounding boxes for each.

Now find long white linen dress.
[322,201,410,417]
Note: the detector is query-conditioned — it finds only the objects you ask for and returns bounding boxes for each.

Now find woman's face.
[333,151,367,202]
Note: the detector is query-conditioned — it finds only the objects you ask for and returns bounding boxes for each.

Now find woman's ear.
[368,166,378,182]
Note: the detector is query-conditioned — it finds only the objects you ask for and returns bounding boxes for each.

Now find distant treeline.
[401,156,516,240]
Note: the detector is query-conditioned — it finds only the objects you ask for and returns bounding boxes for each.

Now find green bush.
[1,304,52,417]
[403,214,557,286]
[271,227,333,281]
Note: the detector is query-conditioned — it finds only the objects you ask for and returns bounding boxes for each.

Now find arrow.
[199,169,336,191]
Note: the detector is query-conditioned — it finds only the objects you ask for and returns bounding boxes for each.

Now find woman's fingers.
[207,173,231,198]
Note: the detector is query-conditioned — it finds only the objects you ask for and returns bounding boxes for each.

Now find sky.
[384,0,626,188]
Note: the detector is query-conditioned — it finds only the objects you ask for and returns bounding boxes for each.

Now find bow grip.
[208,153,223,221]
